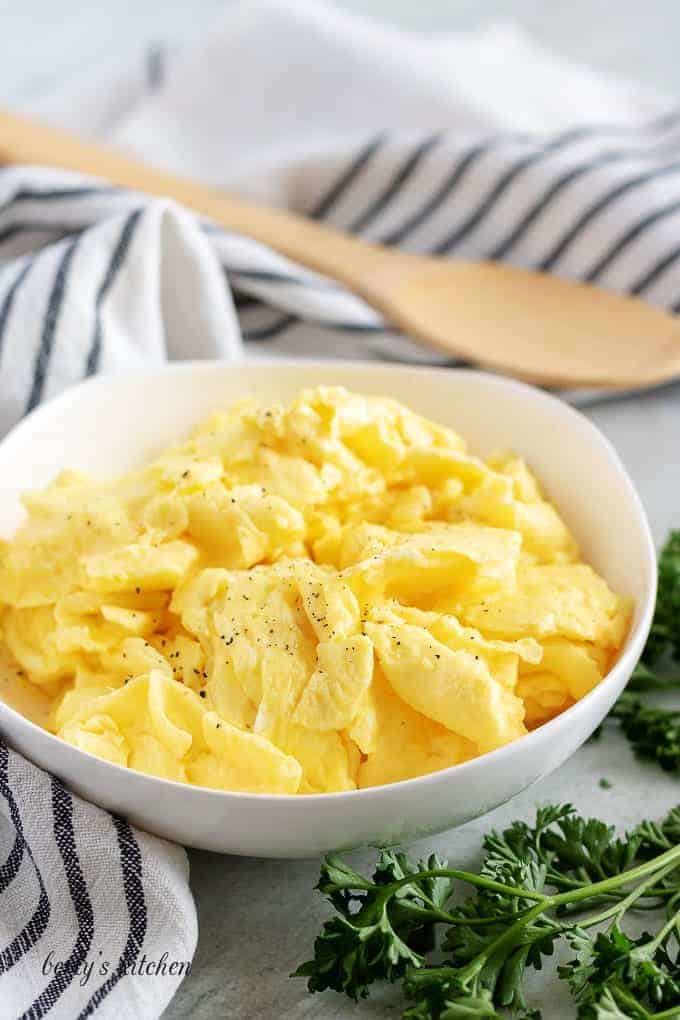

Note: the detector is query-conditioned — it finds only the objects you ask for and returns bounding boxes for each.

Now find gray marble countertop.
[2,2,678,1017]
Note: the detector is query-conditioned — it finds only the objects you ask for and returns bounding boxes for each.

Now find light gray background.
[1,1,680,103]
[2,3,678,1018]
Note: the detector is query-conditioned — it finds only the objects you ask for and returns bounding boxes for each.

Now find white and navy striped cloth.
[0,746,196,1020]
[2,1,680,1016]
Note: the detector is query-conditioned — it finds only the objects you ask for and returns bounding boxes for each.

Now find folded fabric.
[0,2,677,1017]
[0,743,196,1019]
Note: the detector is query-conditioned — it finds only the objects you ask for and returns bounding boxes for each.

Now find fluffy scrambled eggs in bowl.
[0,363,655,855]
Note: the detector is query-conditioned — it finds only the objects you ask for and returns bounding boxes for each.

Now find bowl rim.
[0,358,657,806]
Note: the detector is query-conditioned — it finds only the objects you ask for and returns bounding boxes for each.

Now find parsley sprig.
[606,530,680,772]
[611,694,680,773]
[294,804,680,1018]
[642,531,680,668]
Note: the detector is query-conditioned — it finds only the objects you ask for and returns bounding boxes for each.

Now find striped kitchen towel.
[0,744,196,1020]
[1,1,680,1017]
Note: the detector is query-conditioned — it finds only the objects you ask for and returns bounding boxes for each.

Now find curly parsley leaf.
[561,924,680,1019]
[642,530,680,666]
[293,848,457,999]
[612,694,680,773]
[635,804,680,853]
[606,529,680,772]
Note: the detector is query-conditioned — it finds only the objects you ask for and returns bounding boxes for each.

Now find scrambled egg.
[0,386,630,794]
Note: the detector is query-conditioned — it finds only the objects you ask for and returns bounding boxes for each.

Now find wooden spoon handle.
[0,108,389,284]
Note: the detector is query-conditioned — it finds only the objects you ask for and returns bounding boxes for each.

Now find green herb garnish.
[294,804,680,1018]
[607,530,680,771]
[642,531,680,668]
[612,693,680,773]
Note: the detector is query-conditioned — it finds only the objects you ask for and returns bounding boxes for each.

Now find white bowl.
[0,361,655,857]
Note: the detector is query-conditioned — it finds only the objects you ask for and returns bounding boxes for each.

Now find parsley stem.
[438,909,530,926]
[395,899,529,927]
[385,879,531,927]
[570,861,680,931]
[549,843,680,909]
[458,900,548,983]
[642,903,680,955]
[388,844,680,910]
[389,868,548,904]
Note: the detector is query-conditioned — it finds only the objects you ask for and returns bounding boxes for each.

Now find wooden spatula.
[1,108,679,390]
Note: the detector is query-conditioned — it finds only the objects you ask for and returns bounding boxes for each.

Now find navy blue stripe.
[0,735,25,894]
[629,243,680,295]
[372,347,463,368]
[489,136,680,261]
[584,198,680,282]
[324,320,385,334]
[378,140,499,247]
[75,817,148,1019]
[489,156,618,261]
[346,134,441,234]
[234,291,260,310]
[26,237,79,412]
[0,222,82,246]
[0,258,34,359]
[85,208,143,376]
[243,313,299,341]
[430,131,607,255]
[538,159,680,272]
[20,780,95,1020]
[243,309,386,342]
[0,743,51,975]
[0,827,24,893]
[0,186,118,219]
[5,186,118,203]
[307,135,385,221]
[229,106,680,245]
[226,266,338,290]
[543,105,680,142]
[379,130,680,249]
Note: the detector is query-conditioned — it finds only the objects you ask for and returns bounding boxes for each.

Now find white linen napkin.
[0,2,676,1017]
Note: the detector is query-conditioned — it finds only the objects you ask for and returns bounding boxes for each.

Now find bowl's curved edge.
[0,359,658,854]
